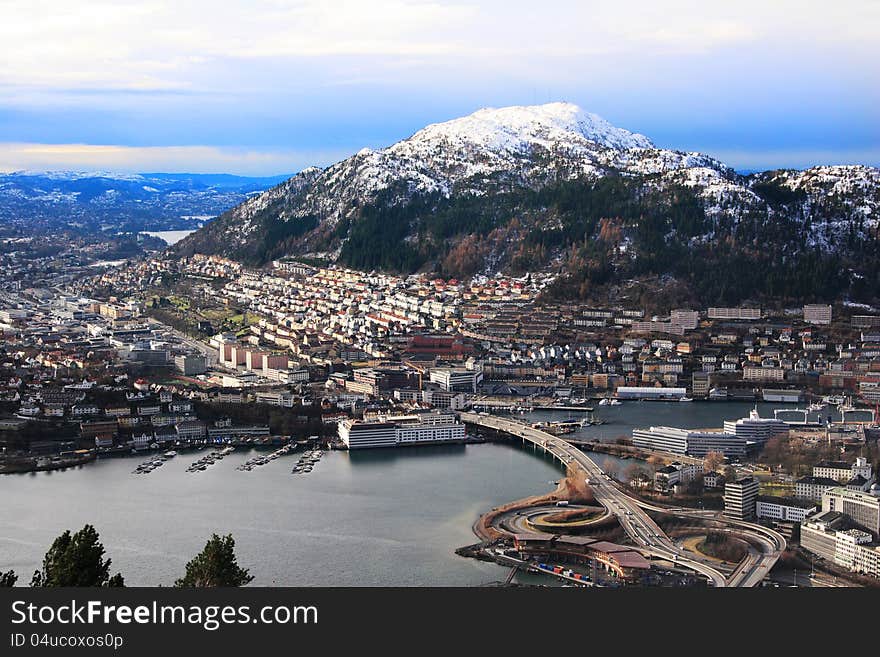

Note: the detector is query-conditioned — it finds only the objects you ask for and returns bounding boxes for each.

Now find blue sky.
[0,0,877,175]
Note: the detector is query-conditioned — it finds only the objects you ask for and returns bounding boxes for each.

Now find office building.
[174,354,207,376]
[174,420,206,441]
[339,412,466,450]
[393,412,466,445]
[813,458,873,484]
[428,366,482,393]
[834,529,880,576]
[691,372,710,399]
[723,409,789,447]
[801,512,880,578]
[755,497,816,523]
[724,477,759,520]
[632,426,749,458]
[617,386,687,400]
[822,487,880,534]
[338,420,398,449]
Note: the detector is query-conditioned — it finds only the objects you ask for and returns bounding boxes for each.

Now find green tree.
[175,534,253,587]
[30,525,124,587]
[0,570,17,587]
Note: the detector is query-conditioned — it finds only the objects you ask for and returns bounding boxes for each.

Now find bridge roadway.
[461,412,786,588]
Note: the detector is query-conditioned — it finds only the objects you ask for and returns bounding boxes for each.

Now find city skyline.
[1,0,878,175]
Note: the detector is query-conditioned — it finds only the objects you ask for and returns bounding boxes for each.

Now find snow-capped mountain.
[178,102,880,305]
[186,102,732,240]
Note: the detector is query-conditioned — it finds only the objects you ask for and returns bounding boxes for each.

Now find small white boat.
[678,396,694,402]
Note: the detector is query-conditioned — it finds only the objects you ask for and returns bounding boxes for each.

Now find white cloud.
[0,143,346,176]
[1,1,876,91]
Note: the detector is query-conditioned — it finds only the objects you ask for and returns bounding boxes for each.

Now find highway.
[461,412,786,588]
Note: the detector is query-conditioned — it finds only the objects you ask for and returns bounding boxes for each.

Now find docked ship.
[531,420,586,435]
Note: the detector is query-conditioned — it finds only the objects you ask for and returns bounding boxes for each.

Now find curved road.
[462,412,786,588]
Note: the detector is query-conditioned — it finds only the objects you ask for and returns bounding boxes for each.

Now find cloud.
[0,1,875,173]
[0,143,347,176]
[2,0,876,92]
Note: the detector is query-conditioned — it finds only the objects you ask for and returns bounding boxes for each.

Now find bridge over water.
[460,412,786,587]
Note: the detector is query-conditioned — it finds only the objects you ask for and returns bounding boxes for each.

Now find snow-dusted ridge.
[186,102,879,260]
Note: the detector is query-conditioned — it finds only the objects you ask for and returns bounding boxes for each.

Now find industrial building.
[616,386,687,400]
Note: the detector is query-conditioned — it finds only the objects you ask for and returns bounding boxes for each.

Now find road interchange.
[461,412,786,588]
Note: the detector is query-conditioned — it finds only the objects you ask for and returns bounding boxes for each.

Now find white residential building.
[803,304,832,325]
[795,476,840,502]
[813,457,873,483]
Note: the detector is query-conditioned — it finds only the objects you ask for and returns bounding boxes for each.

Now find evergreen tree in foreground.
[31,524,124,587]
[175,534,254,587]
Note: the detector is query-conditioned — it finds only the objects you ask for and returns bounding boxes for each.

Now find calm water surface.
[140,230,196,245]
[0,443,562,586]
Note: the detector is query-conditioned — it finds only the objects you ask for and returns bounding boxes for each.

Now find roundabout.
[496,504,610,534]
[461,411,787,587]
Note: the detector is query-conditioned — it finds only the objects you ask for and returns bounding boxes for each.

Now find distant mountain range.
[166,104,880,305]
[0,171,290,234]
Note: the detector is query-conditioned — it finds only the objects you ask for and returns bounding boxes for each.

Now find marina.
[237,444,296,471]
[291,449,324,474]
[132,450,177,475]
[186,445,235,473]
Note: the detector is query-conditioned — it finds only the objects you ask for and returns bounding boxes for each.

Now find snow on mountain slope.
[222,102,736,233]
[183,102,879,268]
[771,165,880,248]
[780,165,879,217]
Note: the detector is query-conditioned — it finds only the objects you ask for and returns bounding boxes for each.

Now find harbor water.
[0,401,861,585]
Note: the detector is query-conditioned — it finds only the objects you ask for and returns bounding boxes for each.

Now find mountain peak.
[403,102,654,153]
